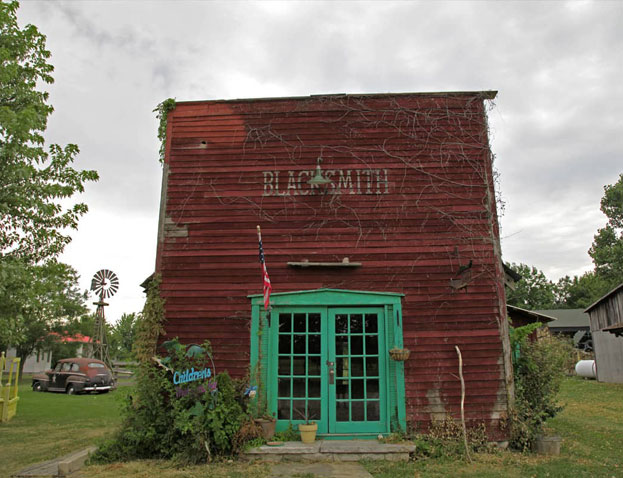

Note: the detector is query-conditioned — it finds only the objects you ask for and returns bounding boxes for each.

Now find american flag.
[257,226,272,310]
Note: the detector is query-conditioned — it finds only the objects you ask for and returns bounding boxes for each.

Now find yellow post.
[0,352,20,422]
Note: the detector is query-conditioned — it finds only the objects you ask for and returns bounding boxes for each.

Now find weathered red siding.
[156,92,511,438]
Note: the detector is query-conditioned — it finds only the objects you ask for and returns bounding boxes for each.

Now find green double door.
[271,307,387,435]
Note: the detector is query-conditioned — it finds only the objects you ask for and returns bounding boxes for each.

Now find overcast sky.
[16,0,623,322]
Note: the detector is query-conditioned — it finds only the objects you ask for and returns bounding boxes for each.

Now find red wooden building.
[154,91,513,440]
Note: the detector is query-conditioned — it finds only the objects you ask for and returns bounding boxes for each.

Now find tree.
[1,2,97,366]
[108,313,138,361]
[46,313,96,364]
[0,1,98,262]
[589,173,623,287]
[0,258,88,372]
[555,272,612,309]
[505,262,557,310]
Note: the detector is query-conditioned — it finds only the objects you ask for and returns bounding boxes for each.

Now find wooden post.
[455,345,471,462]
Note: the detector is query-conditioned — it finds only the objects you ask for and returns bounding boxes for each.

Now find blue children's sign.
[158,340,217,399]
[173,367,212,385]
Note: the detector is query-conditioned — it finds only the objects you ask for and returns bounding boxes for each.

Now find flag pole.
[257,225,272,326]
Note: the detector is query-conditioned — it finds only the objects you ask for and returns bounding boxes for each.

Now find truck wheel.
[33,381,42,392]
[67,384,76,395]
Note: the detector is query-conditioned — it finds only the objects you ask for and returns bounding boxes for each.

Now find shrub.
[509,323,573,451]
[92,279,249,464]
[94,340,247,464]
[411,418,490,459]
[273,423,299,442]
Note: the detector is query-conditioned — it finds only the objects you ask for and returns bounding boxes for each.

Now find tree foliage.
[508,325,573,451]
[108,312,138,361]
[0,1,98,262]
[554,272,610,309]
[0,257,88,370]
[46,313,95,364]
[0,2,96,362]
[505,263,557,310]
[589,173,623,287]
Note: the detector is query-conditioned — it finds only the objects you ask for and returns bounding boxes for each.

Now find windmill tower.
[90,269,119,371]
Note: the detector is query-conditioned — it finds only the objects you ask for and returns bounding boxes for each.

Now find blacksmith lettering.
[262,168,390,197]
[263,171,274,196]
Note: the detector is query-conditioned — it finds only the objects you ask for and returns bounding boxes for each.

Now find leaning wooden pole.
[455,345,471,462]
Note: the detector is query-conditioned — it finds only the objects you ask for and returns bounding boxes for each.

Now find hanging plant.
[389,347,411,361]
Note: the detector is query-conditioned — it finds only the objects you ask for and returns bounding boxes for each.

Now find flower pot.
[534,435,562,455]
[255,418,276,440]
[298,422,318,444]
[389,348,410,361]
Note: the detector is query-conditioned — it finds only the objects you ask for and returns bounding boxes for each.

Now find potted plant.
[295,407,317,444]
[255,414,277,440]
[247,365,277,440]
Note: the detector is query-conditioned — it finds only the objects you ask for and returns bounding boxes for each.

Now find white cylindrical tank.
[575,360,596,379]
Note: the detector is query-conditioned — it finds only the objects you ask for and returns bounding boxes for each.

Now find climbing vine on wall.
[154,98,176,164]
[133,274,165,363]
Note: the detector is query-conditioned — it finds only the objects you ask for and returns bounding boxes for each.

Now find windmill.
[90,269,119,371]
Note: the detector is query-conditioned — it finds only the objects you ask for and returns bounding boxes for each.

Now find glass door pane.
[328,308,386,434]
[271,306,387,436]
[273,309,327,433]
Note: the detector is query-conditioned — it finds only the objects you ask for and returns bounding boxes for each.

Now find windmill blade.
[91,269,120,299]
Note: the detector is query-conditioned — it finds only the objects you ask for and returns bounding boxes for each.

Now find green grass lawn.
[363,377,623,478]
[2,376,622,477]
[1,376,127,477]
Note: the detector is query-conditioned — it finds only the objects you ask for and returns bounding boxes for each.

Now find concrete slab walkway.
[270,462,373,478]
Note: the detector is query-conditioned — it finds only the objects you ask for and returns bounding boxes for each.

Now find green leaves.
[509,331,572,451]
[108,313,139,361]
[0,256,88,359]
[600,173,623,230]
[154,98,176,163]
[188,401,204,417]
[186,344,206,358]
[505,262,558,309]
[1,1,98,262]
[589,174,623,285]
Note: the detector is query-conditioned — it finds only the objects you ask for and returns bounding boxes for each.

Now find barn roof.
[507,305,557,324]
[534,309,589,330]
[584,282,623,313]
[175,90,498,105]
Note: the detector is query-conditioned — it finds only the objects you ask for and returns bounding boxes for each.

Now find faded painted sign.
[262,169,390,197]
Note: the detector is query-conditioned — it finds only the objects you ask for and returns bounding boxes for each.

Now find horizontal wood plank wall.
[588,288,623,383]
[156,93,509,439]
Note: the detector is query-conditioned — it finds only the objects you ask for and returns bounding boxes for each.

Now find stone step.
[244,440,415,462]
[13,446,96,477]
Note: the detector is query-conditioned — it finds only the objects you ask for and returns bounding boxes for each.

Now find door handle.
[326,361,335,385]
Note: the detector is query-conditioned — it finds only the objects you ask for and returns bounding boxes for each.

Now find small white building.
[3,334,92,374]
[4,348,52,373]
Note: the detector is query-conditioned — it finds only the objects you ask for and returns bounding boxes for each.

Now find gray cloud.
[15,0,623,318]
